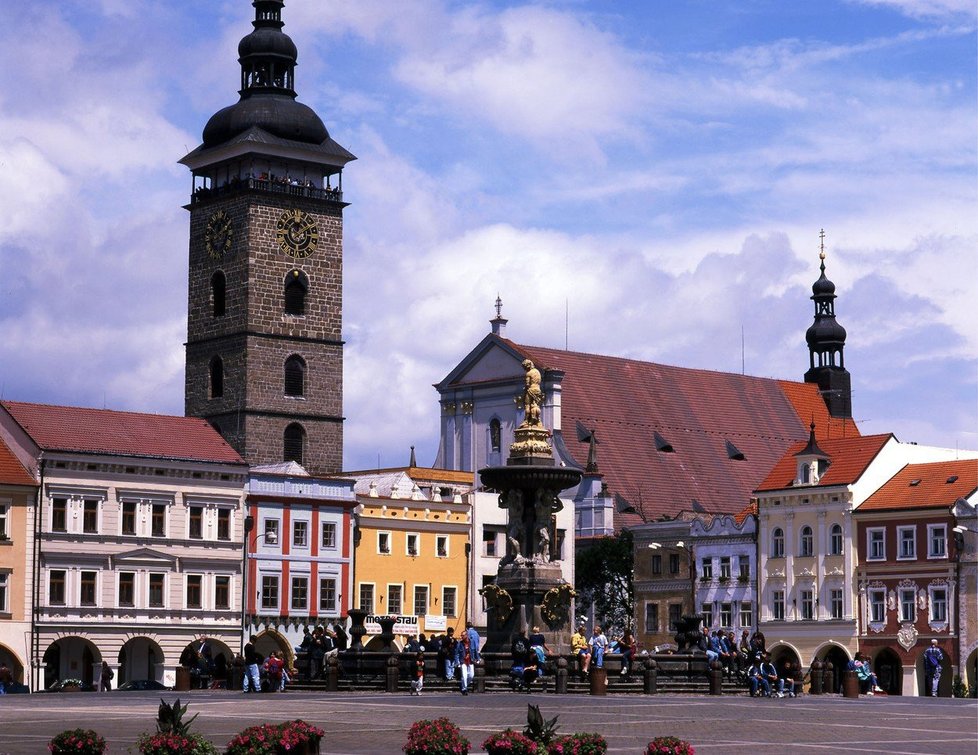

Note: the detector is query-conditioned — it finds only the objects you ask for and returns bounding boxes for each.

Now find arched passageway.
[117,638,164,684]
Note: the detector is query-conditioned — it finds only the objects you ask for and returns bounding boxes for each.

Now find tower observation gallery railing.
[190,176,343,205]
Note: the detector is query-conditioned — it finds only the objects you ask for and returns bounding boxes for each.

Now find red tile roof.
[755,433,892,492]
[0,436,36,487]
[500,341,860,525]
[859,459,978,511]
[734,500,757,525]
[1,401,245,465]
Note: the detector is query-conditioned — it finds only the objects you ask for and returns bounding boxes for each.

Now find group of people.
[296,623,347,681]
[407,621,482,695]
[699,627,769,682]
[240,636,298,693]
[746,653,801,698]
[509,627,551,691]
[571,624,636,679]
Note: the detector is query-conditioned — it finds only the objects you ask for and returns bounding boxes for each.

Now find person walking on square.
[923,639,944,697]
[454,630,475,695]
[410,651,425,695]
[243,635,261,693]
[99,661,113,692]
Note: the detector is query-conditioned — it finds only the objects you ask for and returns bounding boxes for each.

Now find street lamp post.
[240,515,278,654]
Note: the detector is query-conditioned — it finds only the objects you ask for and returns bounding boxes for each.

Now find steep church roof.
[444,336,860,526]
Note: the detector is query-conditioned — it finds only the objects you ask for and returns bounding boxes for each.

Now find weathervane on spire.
[495,294,503,319]
[819,228,827,267]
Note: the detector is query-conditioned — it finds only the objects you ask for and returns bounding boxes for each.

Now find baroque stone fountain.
[478,359,582,652]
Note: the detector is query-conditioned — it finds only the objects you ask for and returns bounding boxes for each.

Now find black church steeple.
[804,230,852,419]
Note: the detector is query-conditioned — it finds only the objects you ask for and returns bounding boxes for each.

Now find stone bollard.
[326,655,339,692]
[809,660,823,695]
[474,660,486,694]
[643,659,658,695]
[823,664,835,695]
[386,655,399,693]
[555,658,568,695]
[708,660,723,696]
[842,670,859,698]
[589,667,608,696]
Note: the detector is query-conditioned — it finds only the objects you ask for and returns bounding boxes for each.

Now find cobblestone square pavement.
[1,691,975,754]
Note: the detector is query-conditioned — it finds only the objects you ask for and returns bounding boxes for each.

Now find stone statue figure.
[500,489,525,566]
[520,359,543,427]
[533,489,556,562]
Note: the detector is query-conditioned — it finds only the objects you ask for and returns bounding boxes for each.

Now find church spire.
[804,230,852,419]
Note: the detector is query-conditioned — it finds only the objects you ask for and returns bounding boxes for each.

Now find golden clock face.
[276,208,319,258]
[205,210,233,260]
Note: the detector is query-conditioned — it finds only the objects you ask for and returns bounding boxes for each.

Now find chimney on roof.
[490,294,508,337]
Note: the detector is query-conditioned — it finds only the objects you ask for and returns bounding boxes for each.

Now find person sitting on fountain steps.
[572,625,591,679]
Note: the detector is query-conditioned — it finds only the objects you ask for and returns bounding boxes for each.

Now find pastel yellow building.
[349,467,472,648]
[0,436,38,684]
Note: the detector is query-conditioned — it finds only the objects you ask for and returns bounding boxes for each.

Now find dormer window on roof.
[725,440,746,461]
[946,475,958,484]
[910,479,921,487]
[654,431,674,453]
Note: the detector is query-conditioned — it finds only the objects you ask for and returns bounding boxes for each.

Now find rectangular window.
[669,554,680,574]
[82,500,99,534]
[868,528,886,560]
[121,502,136,535]
[148,574,165,608]
[651,554,662,575]
[436,536,448,558]
[0,572,7,613]
[869,589,886,624]
[263,519,279,544]
[900,588,916,623]
[701,603,714,628]
[898,526,916,559]
[293,521,308,548]
[930,588,947,623]
[443,587,457,617]
[217,509,231,541]
[387,584,402,615]
[378,532,391,554]
[668,603,682,632]
[215,576,230,610]
[830,589,844,620]
[928,524,947,558]
[406,533,419,557]
[151,504,166,537]
[738,557,750,580]
[773,590,785,621]
[645,602,659,633]
[358,583,374,614]
[0,505,7,540]
[186,575,202,609]
[800,589,814,620]
[189,506,204,539]
[319,578,337,613]
[740,601,753,628]
[555,529,566,561]
[321,522,336,549]
[80,571,97,606]
[119,572,135,607]
[49,570,66,605]
[260,575,279,611]
[483,527,498,557]
[52,498,67,533]
[413,585,428,616]
[291,576,308,611]
[719,556,731,580]
[700,558,713,580]
[719,602,732,628]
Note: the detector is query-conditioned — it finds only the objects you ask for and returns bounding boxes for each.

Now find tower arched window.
[829,523,844,555]
[209,356,224,399]
[284,423,305,465]
[772,528,784,558]
[284,270,308,316]
[800,526,814,557]
[284,355,306,397]
[211,271,226,317]
[489,418,502,452]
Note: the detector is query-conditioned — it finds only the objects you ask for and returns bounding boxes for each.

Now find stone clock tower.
[180,0,354,473]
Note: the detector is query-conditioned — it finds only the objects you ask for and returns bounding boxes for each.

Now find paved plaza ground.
[0,691,975,754]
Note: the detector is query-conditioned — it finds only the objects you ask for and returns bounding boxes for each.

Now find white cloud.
[847,0,978,20]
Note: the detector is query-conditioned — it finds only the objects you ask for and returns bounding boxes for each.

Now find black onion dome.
[812,270,836,296]
[202,95,328,147]
[238,26,298,60]
[806,317,847,347]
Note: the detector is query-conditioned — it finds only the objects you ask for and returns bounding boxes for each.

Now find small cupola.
[794,422,830,486]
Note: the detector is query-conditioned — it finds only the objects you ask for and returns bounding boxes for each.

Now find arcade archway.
[815,643,851,694]
[0,643,24,684]
[872,647,902,695]
[43,637,101,690]
[117,637,164,684]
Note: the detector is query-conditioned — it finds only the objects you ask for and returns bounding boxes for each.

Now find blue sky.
[0,0,975,471]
